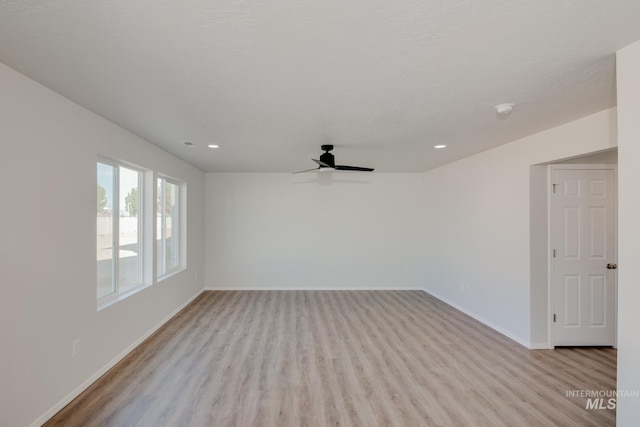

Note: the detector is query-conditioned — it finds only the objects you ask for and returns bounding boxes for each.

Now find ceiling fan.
[293,145,374,174]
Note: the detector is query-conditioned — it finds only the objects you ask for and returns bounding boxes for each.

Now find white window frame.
[157,175,186,280]
[97,157,146,307]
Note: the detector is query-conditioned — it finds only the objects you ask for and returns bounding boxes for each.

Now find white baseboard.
[529,342,552,350]
[204,286,423,291]
[422,288,532,349]
[31,289,204,427]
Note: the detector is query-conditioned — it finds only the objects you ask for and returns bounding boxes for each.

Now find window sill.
[97,283,152,311]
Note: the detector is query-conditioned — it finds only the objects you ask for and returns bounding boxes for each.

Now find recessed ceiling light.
[207,144,219,149]
[434,145,447,149]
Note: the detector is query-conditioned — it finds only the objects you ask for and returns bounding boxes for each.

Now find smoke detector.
[495,103,514,115]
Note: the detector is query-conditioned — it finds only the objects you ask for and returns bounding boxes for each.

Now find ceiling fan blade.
[292,167,320,174]
[295,148,372,173]
[334,165,375,172]
[312,159,332,168]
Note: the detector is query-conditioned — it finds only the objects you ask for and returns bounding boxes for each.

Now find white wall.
[0,63,205,427]
[616,40,640,427]
[205,173,423,289]
[551,148,617,164]
[421,108,617,347]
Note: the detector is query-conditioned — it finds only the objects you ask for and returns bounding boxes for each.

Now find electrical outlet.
[465,286,471,295]
[72,339,80,358]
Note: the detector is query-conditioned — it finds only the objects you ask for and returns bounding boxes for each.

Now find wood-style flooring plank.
[44,291,616,427]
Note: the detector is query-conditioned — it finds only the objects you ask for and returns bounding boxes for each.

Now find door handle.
[606,263,618,270]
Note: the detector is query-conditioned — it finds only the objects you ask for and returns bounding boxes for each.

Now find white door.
[552,167,616,346]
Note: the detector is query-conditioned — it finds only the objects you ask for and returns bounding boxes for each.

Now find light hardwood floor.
[45,291,616,426]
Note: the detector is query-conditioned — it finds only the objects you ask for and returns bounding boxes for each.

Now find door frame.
[547,164,618,348]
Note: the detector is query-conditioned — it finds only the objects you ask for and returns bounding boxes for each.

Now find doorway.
[549,165,617,346]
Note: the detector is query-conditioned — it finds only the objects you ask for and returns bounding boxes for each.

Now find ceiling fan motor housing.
[319,146,335,168]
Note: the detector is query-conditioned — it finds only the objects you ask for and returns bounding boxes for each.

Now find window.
[97,160,144,302]
[97,159,186,304]
[157,176,184,277]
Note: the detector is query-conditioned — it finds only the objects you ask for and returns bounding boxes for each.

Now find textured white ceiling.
[1,0,639,172]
